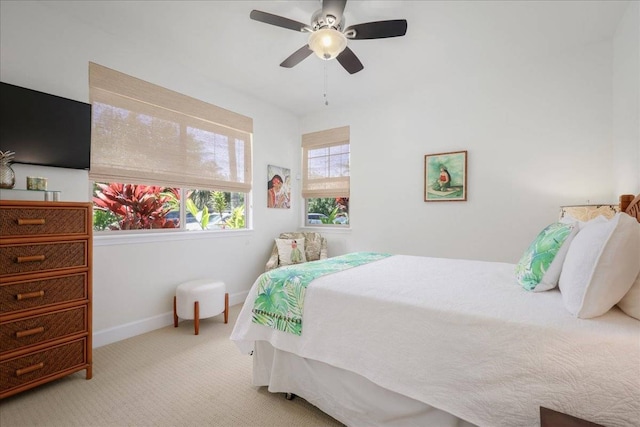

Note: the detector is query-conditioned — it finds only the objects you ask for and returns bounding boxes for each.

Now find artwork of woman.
[267,168,291,209]
[267,174,282,208]
[434,165,451,191]
[424,150,467,202]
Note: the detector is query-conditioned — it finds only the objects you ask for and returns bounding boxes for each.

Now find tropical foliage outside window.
[306,197,349,226]
[92,182,246,232]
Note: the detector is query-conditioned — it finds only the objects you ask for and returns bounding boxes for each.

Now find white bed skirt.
[253,341,477,427]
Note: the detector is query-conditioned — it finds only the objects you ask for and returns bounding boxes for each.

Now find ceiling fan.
[250,0,408,74]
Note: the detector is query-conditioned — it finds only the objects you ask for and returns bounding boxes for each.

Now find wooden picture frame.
[424,150,467,202]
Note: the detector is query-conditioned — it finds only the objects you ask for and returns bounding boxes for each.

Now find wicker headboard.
[620,194,640,223]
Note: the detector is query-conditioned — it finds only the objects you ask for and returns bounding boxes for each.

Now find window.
[302,126,350,226]
[306,197,349,225]
[183,189,246,231]
[92,183,246,232]
[88,63,252,233]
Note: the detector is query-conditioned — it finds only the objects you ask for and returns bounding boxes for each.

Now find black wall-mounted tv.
[0,82,91,170]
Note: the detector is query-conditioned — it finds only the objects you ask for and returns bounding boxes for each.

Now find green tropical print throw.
[252,252,391,335]
[515,222,575,290]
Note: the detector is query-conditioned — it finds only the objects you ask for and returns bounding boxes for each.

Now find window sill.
[300,225,351,234]
[94,228,253,247]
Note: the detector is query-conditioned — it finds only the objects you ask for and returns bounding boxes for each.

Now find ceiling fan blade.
[344,20,408,40]
[250,10,312,32]
[336,47,364,74]
[322,0,347,20]
[280,45,313,68]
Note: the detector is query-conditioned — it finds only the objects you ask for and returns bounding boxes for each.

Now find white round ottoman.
[173,279,228,335]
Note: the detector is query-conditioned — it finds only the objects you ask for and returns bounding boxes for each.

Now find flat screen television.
[0,82,91,170]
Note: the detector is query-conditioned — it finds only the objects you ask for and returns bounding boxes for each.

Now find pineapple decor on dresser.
[0,150,16,189]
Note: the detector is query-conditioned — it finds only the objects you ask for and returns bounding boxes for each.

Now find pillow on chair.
[275,238,307,266]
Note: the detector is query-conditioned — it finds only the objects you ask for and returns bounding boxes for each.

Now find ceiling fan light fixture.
[308,28,347,60]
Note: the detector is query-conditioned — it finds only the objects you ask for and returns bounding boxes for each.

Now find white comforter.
[231,255,640,427]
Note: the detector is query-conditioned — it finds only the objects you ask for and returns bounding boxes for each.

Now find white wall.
[613,1,640,195]
[302,41,617,263]
[1,1,301,346]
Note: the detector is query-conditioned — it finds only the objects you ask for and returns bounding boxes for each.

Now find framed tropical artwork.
[424,150,467,202]
[267,164,291,209]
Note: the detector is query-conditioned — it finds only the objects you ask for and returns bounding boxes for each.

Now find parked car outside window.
[307,213,327,224]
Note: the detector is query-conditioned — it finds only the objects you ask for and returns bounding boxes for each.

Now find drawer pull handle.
[16,255,46,263]
[17,218,46,226]
[15,362,44,377]
[16,326,45,338]
[16,290,45,301]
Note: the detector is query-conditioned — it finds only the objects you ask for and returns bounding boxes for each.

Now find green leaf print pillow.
[515,222,579,292]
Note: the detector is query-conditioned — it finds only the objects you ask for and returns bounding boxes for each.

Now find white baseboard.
[92,290,249,348]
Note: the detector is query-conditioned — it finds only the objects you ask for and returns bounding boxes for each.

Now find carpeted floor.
[0,304,344,427]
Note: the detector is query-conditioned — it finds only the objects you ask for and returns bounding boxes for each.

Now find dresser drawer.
[0,241,87,277]
[0,206,88,238]
[0,273,87,315]
[0,307,87,354]
[0,339,86,394]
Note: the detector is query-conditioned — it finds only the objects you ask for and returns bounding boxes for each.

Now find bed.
[231,194,640,427]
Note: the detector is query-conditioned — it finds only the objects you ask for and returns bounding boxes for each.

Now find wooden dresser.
[0,200,92,399]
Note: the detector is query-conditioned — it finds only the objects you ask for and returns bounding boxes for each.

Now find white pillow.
[559,214,607,230]
[559,213,640,318]
[275,238,307,266]
[618,271,640,320]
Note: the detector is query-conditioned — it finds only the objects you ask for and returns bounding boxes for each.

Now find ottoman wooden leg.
[194,301,200,335]
[173,296,178,327]
[224,293,229,324]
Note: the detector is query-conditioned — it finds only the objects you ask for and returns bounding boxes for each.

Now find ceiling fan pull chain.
[324,63,329,106]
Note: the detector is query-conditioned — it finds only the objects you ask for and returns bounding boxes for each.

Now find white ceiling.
[44,0,629,117]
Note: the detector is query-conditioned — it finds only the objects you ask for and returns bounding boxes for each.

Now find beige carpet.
[0,304,344,427]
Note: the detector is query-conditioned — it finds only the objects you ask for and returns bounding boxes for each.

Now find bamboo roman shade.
[302,126,350,198]
[89,62,253,192]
